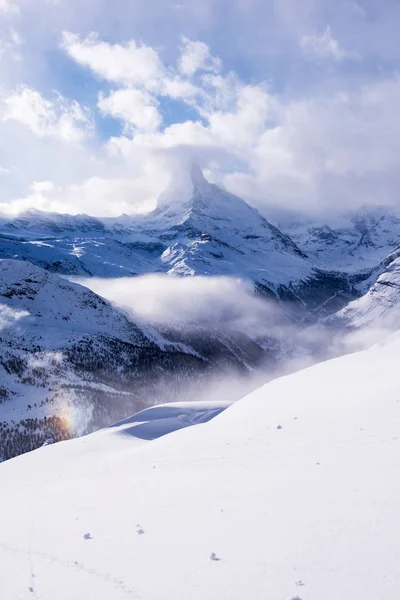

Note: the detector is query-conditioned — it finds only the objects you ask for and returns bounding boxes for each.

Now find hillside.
[0,258,279,460]
[0,333,399,599]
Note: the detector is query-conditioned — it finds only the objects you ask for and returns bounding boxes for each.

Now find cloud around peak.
[0,1,399,218]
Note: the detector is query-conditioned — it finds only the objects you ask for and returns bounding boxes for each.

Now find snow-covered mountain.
[0,167,365,318]
[280,205,400,274]
[2,168,400,461]
[332,249,400,330]
[1,332,400,599]
[0,259,274,460]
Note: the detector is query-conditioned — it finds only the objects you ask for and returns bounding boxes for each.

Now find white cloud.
[220,77,400,213]
[0,172,164,217]
[98,88,162,133]
[9,26,21,45]
[63,175,162,216]
[106,77,274,161]
[106,71,400,216]
[178,35,221,77]
[1,85,93,142]
[0,0,19,15]
[61,32,164,88]
[30,180,56,193]
[61,31,208,105]
[6,63,400,218]
[300,26,347,61]
[73,274,385,363]
[0,21,399,220]
[0,26,23,60]
[0,304,28,331]
[76,274,282,336]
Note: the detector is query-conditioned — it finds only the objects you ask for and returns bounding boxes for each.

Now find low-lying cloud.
[74,274,400,362]
[0,303,29,331]
[76,274,284,335]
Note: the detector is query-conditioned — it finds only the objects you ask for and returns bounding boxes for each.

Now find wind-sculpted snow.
[1,338,400,599]
[107,400,233,440]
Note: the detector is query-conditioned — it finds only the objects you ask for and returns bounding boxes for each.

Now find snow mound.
[109,400,234,440]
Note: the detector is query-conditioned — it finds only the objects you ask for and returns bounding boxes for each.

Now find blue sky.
[0,0,399,217]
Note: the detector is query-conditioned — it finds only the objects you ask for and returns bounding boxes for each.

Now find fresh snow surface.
[1,338,400,599]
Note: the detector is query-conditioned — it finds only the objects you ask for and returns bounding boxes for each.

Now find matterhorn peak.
[155,163,210,211]
[190,163,208,188]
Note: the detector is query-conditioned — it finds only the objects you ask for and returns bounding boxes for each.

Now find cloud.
[72,273,399,373]
[178,35,221,77]
[0,0,19,15]
[61,30,202,106]
[98,88,162,133]
[61,32,164,88]
[0,173,163,216]
[1,85,93,141]
[300,25,348,61]
[0,304,29,331]
[30,180,56,193]
[77,274,282,335]
[223,76,400,214]
[5,46,400,217]
[0,27,22,60]
[0,2,398,218]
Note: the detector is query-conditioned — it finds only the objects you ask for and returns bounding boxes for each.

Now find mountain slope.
[1,333,400,599]
[280,205,400,274]
[332,249,400,330]
[0,259,276,460]
[0,167,365,318]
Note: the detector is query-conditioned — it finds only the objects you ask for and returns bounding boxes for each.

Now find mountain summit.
[0,166,365,313]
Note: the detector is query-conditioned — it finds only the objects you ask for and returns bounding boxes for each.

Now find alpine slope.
[1,165,400,460]
[0,333,399,600]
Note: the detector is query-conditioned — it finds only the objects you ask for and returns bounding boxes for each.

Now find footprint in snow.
[209,552,221,561]
[83,533,93,540]
[136,524,145,535]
